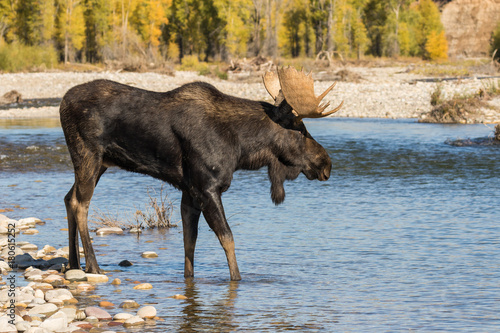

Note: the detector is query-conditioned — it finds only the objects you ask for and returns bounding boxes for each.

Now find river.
[1,118,499,332]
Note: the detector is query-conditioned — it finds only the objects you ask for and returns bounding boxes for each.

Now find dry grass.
[90,185,177,230]
[132,185,177,229]
[421,80,500,123]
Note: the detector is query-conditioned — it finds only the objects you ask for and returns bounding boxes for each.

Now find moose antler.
[263,71,281,101]
[277,66,343,119]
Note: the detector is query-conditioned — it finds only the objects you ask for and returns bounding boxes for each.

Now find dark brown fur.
[60,79,331,281]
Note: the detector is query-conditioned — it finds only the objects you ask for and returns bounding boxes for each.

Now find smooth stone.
[85,273,109,283]
[0,317,17,332]
[141,251,158,258]
[34,289,44,299]
[84,306,112,320]
[28,303,58,315]
[75,309,86,320]
[137,305,157,319]
[60,307,77,322]
[20,244,38,251]
[119,300,140,309]
[18,217,43,225]
[22,229,39,235]
[76,283,95,291]
[42,274,64,284]
[96,227,124,236]
[118,260,132,267]
[40,311,67,331]
[64,269,87,281]
[111,278,121,285]
[30,297,46,305]
[16,321,32,332]
[133,283,153,290]
[172,294,188,300]
[45,289,73,302]
[99,301,115,307]
[42,245,56,253]
[113,312,134,320]
[123,316,145,327]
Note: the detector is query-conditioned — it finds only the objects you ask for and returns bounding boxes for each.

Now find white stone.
[96,227,124,236]
[45,289,73,302]
[123,316,145,327]
[16,320,32,332]
[39,316,67,332]
[137,305,157,319]
[113,312,134,320]
[28,303,58,315]
[85,273,108,283]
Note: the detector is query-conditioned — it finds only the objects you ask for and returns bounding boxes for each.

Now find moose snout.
[319,165,331,181]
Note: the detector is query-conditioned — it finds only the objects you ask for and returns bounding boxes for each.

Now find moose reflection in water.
[59,66,343,280]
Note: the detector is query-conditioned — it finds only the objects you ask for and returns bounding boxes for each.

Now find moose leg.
[201,192,241,281]
[181,192,201,278]
[65,160,106,274]
[64,184,80,269]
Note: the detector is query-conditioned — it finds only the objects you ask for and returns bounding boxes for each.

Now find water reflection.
[179,280,239,332]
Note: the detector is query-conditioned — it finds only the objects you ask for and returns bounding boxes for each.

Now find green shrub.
[0,42,58,72]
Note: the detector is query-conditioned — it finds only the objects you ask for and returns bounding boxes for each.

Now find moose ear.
[263,71,281,101]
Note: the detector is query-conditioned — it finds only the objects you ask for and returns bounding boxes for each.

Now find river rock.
[85,273,108,283]
[40,311,68,331]
[16,320,32,332]
[0,317,17,332]
[111,278,121,285]
[118,260,132,267]
[84,306,112,320]
[99,301,115,307]
[20,244,38,251]
[141,251,158,258]
[45,289,73,303]
[133,283,153,290]
[119,300,140,308]
[76,283,95,291]
[96,227,124,236]
[123,316,145,327]
[42,245,56,254]
[113,312,134,321]
[23,229,39,235]
[64,269,87,282]
[42,274,64,284]
[28,303,58,315]
[60,307,77,322]
[137,305,157,319]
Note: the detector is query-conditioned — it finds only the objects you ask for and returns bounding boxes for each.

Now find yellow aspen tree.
[425,30,448,60]
[57,0,86,63]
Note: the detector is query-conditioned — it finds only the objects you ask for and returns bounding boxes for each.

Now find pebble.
[84,306,112,320]
[85,274,109,283]
[118,260,133,267]
[119,300,140,309]
[141,251,158,258]
[133,283,153,290]
[123,316,145,327]
[113,312,134,321]
[0,214,162,333]
[64,269,87,282]
[96,227,124,236]
[99,301,115,307]
[137,305,157,319]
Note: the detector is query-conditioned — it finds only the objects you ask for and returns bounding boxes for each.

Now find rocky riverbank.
[0,214,175,333]
[1,68,499,122]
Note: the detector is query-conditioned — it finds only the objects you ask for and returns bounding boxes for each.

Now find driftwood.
[0,90,22,105]
[228,56,274,73]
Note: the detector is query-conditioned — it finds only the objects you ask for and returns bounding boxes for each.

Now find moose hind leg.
[64,184,80,270]
[201,191,241,281]
[67,160,106,274]
[181,192,201,278]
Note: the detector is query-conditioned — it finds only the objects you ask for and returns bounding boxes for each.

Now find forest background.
[0,0,474,72]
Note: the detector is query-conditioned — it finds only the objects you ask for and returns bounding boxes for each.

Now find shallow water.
[1,118,499,332]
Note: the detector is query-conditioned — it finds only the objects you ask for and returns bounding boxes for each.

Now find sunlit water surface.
[1,118,499,332]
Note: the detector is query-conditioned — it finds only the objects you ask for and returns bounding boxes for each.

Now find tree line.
[0,0,448,67]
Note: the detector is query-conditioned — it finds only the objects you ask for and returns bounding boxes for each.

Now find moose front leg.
[181,192,201,278]
[201,191,241,281]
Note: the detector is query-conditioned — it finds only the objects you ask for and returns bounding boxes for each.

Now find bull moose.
[60,66,343,281]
